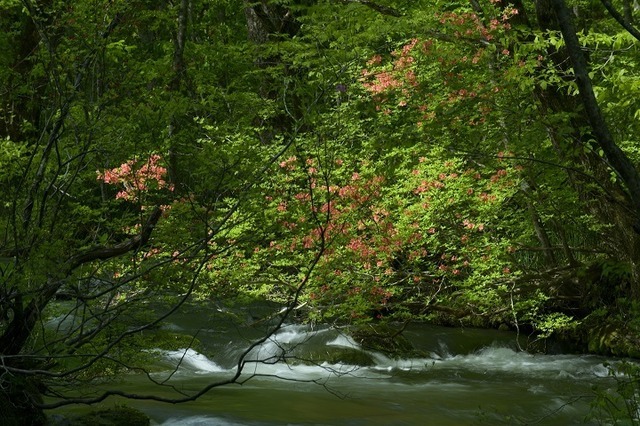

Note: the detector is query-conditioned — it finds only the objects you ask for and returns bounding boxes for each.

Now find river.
[49,303,634,425]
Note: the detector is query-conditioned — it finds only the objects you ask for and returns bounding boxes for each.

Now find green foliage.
[534,312,577,339]
[589,361,640,425]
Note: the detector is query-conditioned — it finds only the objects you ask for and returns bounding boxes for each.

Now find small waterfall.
[326,334,360,349]
[160,348,225,374]
[245,324,319,363]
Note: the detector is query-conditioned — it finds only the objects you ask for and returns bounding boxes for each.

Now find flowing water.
[49,304,632,425]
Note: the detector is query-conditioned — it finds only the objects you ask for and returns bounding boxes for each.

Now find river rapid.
[49,303,634,425]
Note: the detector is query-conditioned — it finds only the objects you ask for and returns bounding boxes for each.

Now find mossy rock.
[132,329,202,352]
[587,323,640,358]
[351,324,426,359]
[289,347,375,366]
[325,348,375,365]
[570,311,640,358]
[64,406,149,426]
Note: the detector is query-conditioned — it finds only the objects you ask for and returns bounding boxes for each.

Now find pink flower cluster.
[97,154,173,202]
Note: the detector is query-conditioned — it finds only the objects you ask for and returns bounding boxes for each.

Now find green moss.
[293,347,375,366]
[580,311,640,358]
[131,329,202,352]
[64,406,149,426]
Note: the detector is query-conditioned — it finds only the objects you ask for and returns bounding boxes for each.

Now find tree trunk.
[534,0,640,293]
[167,0,190,189]
[528,201,557,267]
[550,0,640,230]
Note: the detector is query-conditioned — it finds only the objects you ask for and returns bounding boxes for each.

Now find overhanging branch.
[600,0,640,42]
[66,207,162,271]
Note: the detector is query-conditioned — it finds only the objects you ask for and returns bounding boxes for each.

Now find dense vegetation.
[1,0,640,422]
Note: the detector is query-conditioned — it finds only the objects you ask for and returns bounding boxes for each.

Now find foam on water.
[238,359,384,382]
[370,352,432,372]
[428,346,610,379]
[352,344,614,382]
